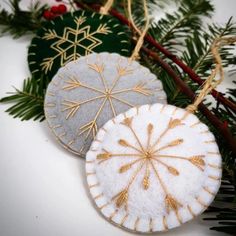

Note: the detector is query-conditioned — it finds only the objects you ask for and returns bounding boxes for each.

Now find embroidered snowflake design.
[96,117,208,222]
[41,15,112,73]
[61,62,154,146]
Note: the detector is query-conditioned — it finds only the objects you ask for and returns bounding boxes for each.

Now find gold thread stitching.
[134,217,140,231]
[203,186,215,196]
[187,205,195,217]
[40,16,112,73]
[163,216,168,230]
[96,119,206,214]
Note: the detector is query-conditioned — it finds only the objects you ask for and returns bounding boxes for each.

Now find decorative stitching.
[40,16,112,73]
[97,117,205,213]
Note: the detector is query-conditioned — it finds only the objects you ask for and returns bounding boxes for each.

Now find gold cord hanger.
[127,0,150,61]
[100,0,114,15]
[185,36,236,115]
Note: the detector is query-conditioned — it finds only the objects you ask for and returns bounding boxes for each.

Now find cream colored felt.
[44,52,167,156]
[86,103,222,233]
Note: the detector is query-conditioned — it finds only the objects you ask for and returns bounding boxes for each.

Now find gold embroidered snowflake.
[41,16,112,73]
[61,62,153,144]
[96,117,207,220]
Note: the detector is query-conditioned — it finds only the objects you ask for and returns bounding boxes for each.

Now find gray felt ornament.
[44,52,167,156]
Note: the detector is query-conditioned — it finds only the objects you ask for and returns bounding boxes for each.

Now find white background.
[0,0,236,235]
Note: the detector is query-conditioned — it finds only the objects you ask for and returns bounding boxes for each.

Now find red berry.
[51,6,59,14]
[43,10,54,20]
[58,4,67,14]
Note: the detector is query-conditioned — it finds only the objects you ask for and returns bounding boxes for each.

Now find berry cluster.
[43,4,67,20]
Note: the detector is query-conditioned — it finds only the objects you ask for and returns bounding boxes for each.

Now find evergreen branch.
[204,205,236,234]
[0,0,45,38]
[204,208,236,234]
[171,18,236,111]
[0,77,49,121]
[182,18,236,76]
[150,0,214,52]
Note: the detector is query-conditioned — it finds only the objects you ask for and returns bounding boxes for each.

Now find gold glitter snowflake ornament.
[86,104,222,233]
[44,53,167,156]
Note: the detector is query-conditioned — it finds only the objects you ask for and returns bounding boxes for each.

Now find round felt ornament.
[28,10,131,79]
[44,52,167,156]
[85,103,222,233]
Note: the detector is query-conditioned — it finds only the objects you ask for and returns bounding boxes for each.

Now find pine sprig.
[0,0,45,38]
[149,0,214,53]
[0,77,49,121]
[204,207,236,234]
[182,17,236,77]
[170,18,236,103]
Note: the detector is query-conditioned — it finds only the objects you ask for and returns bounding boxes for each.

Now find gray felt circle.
[44,52,167,156]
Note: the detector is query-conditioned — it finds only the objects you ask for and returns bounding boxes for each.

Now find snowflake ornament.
[44,52,167,156]
[28,10,131,79]
[86,103,222,233]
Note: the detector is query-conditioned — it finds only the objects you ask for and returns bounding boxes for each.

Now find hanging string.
[185,36,236,114]
[127,0,150,61]
[100,0,114,15]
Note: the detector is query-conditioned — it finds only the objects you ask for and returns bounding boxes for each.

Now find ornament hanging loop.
[128,0,150,61]
[185,36,236,114]
[100,0,114,15]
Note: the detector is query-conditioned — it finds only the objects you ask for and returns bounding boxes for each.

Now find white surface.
[0,0,235,235]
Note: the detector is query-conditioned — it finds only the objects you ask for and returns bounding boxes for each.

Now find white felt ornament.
[85,103,222,233]
[44,52,167,156]
[85,37,236,233]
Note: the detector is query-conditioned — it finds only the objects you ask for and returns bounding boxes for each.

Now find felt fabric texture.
[44,52,167,156]
[86,103,222,233]
[28,10,131,79]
